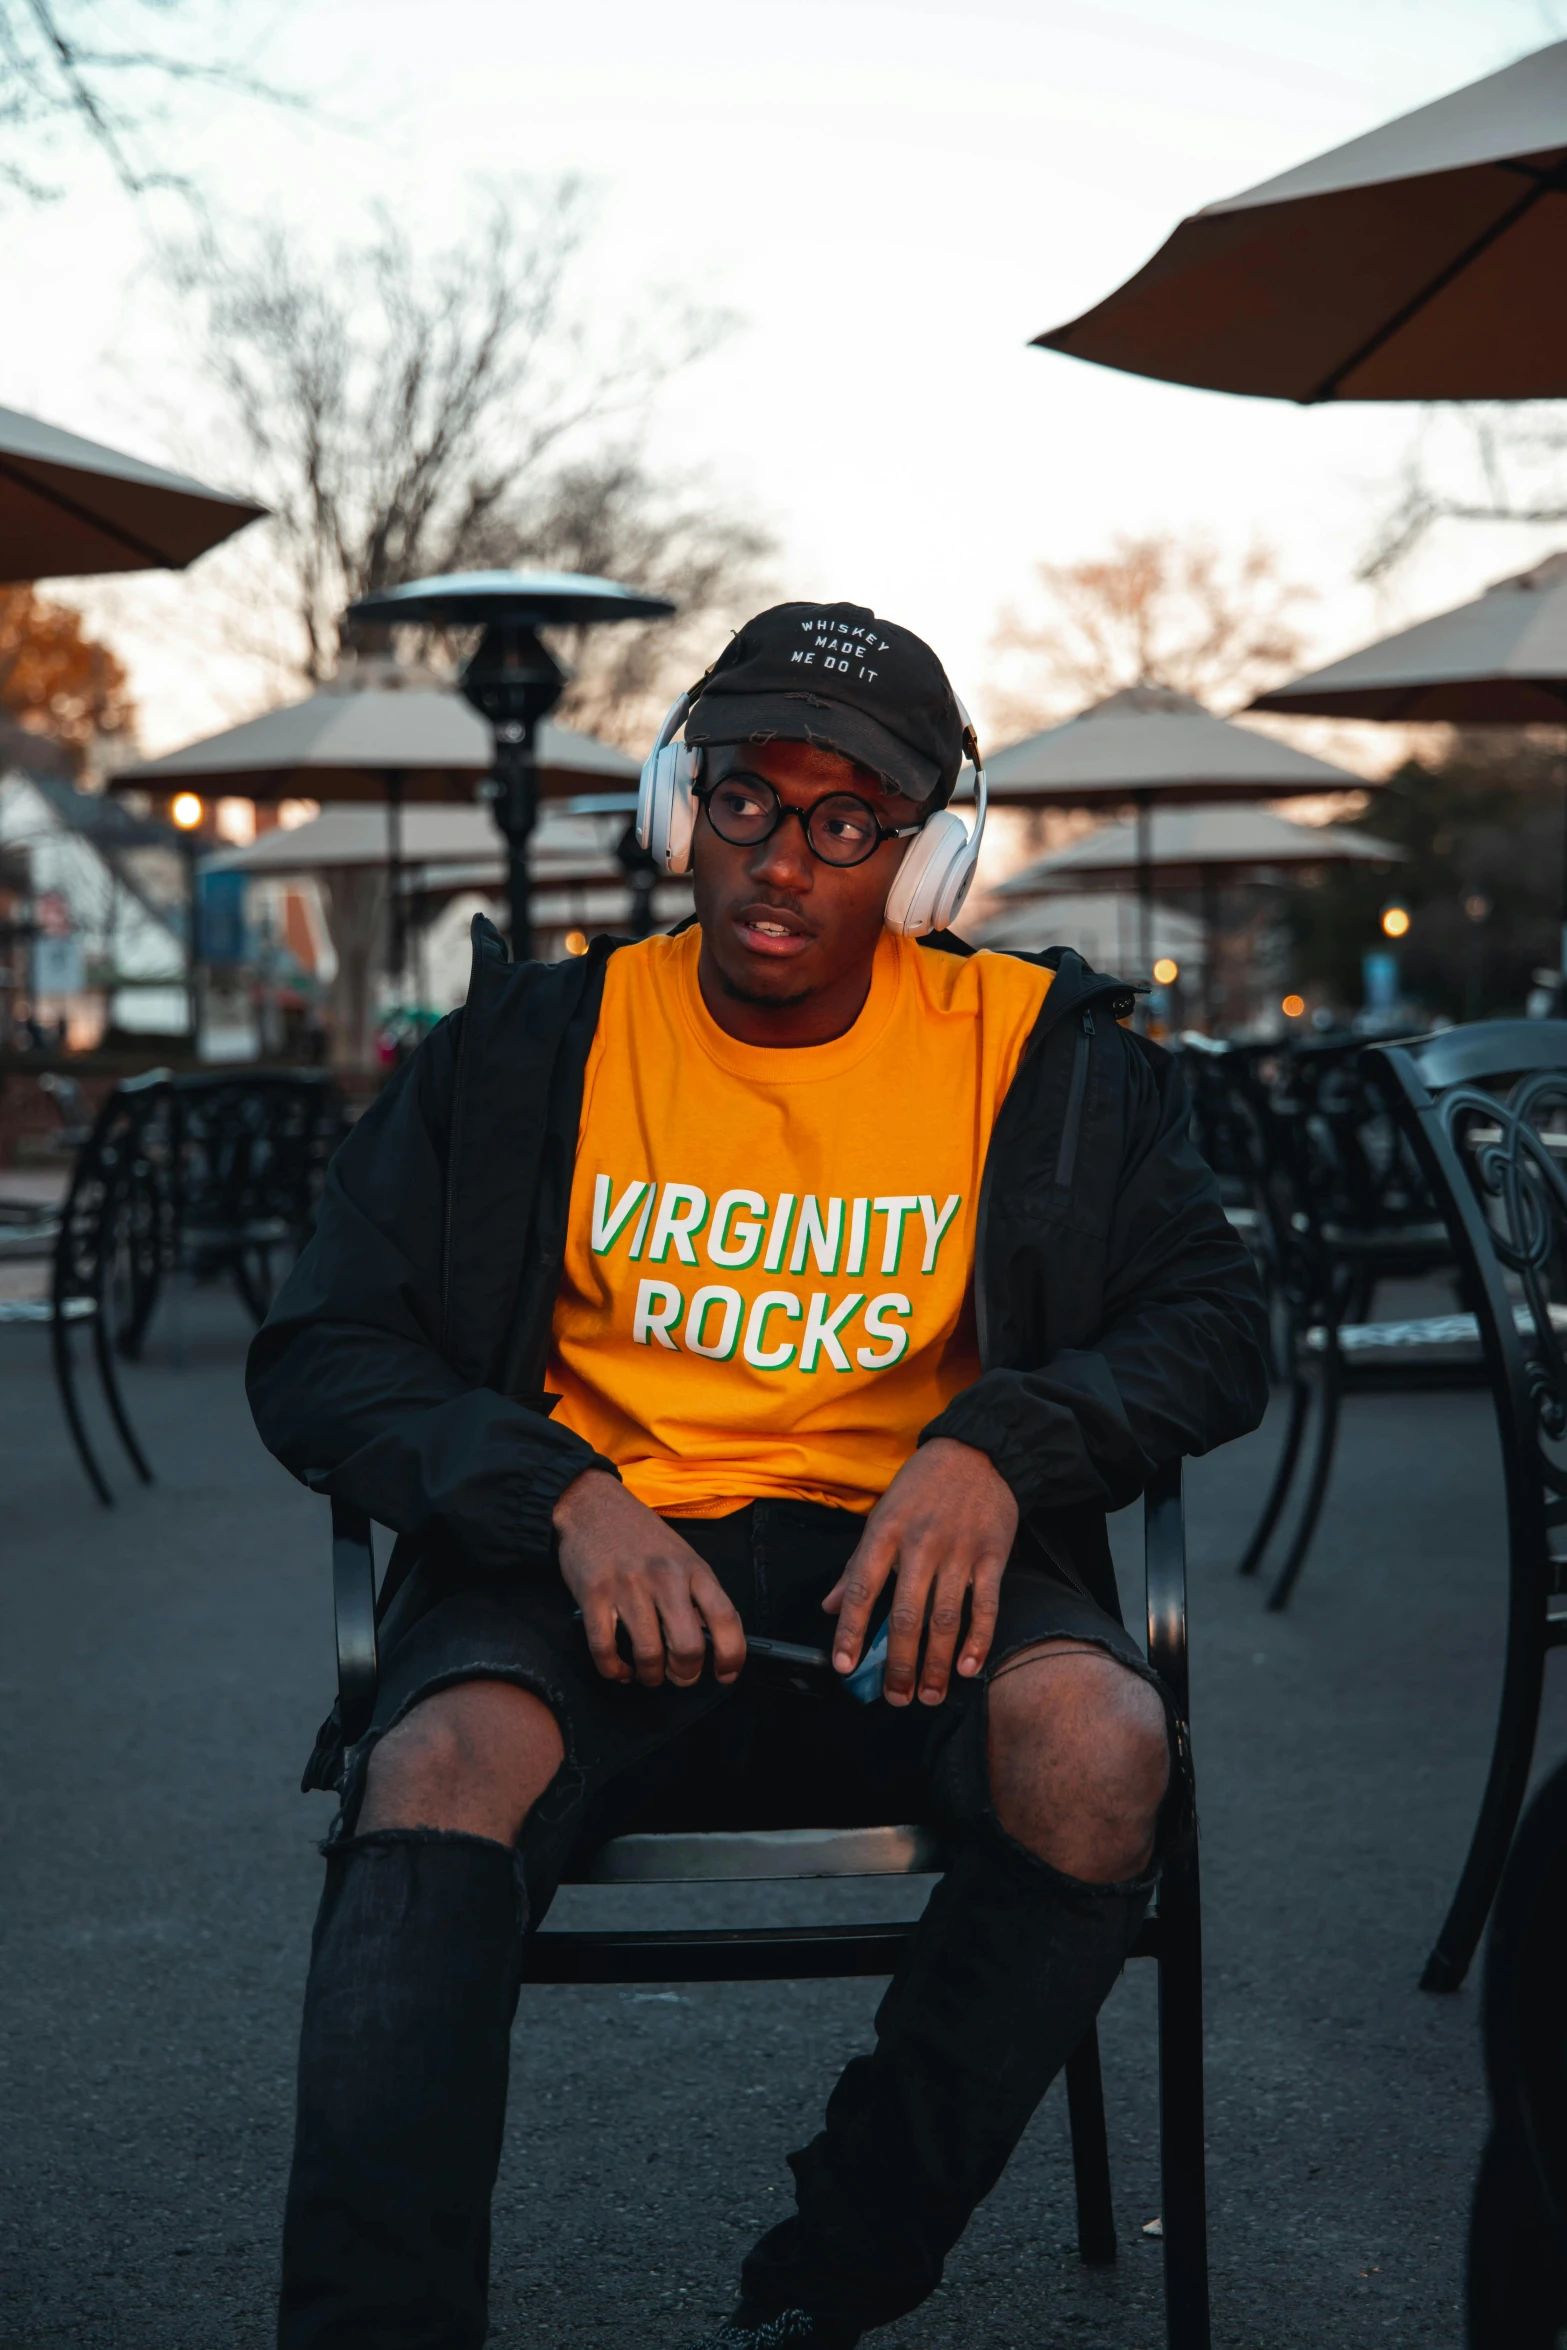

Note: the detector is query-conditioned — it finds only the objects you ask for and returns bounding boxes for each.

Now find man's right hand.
[552,1470,746,1690]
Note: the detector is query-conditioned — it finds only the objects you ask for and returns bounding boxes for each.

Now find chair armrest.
[331,1500,379,1745]
[1144,1458,1189,1725]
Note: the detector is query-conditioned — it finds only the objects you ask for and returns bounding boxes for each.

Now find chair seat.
[1319,1221,1450,1254]
[1307,1300,1567,1355]
[0,1296,94,1325]
[564,1824,951,1885]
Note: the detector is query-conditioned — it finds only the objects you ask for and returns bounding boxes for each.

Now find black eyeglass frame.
[693,770,928,870]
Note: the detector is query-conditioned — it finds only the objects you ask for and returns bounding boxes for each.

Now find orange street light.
[1152,956,1180,986]
[1381,903,1411,939]
[171,792,205,830]
[1282,993,1306,1018]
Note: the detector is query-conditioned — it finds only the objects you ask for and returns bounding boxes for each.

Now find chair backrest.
[53,1070,173,1312]
[170,1071,343,1244]
[1368,1022,1567,1536]
[1271,1035,1438,1245]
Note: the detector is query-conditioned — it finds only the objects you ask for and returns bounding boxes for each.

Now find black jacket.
[248,919,1268,1602]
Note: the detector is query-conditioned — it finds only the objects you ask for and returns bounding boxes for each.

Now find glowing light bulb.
[1381,904,1411,940]
[1281,994,1306,1019]
[1152,957,1179,986]
[171,793,205,830]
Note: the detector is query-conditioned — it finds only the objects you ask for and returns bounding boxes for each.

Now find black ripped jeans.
[279,1502,1175,2349]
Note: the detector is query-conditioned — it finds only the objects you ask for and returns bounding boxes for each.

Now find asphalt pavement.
[3,1276,1560,2349]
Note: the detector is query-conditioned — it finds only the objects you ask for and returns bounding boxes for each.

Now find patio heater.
[344,571,675,961]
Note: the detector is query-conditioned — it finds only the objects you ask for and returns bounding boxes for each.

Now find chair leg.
[1265,1352,1342,1613]
[1157,1842,1212,2350]
[232,1245,273,1327]
[1237,1371,1311,1578]
[50,1313,113,1507]
[1421,1557,1551,1995]
[91,1301,154,1484]
[1065,2024,1117,2266]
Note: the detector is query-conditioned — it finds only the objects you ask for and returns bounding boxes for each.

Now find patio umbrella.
[1,404,265,579]
[960,683,1369,976]
[113,672,638,1064]
[1250,550,1567,967]
[995,804,1405,1026]
[207,800,690,928]
[1033,39,1567,402]
[977,890,1207,977]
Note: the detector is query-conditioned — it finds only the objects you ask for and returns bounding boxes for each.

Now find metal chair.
[0,1069,167,1504]
[1368,1019,1567,1993]
[115,1070,343,1350]
[1194,1036,1475,1611]
[1467,1750,1567,2346]
[328,1460,1210,2348]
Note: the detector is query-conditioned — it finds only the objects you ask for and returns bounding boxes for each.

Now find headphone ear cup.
[662,745,698,874]
[636,742,700,874]
[883,809,977,937]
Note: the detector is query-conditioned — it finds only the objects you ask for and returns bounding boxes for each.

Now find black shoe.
[685,2306,860,2349]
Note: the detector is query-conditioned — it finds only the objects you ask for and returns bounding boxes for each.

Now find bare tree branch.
[1359,402,1567,581]
[985,532,1313,735]
[0,0,302,202]
[170,188,775,728]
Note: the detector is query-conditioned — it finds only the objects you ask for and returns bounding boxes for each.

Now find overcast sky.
[4,0,1563,756]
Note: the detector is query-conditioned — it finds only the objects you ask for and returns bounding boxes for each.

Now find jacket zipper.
[973,967,1114,1369]
[1053,1009,1095,1194]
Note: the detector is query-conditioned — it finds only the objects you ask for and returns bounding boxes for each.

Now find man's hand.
[553,1471,746,1689]
[823,1438,1018,1706]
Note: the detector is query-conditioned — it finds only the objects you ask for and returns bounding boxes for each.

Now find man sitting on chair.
[249,601,1268,2350]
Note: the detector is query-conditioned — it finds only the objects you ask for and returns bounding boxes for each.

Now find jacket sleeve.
[245,1015,618,1571]
[919,1037,1269,1515]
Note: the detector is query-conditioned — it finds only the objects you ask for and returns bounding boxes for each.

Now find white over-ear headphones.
[636,691,988,937]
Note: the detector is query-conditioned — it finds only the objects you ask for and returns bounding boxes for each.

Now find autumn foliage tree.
[0,587,136,763]
[986,533,1313,736]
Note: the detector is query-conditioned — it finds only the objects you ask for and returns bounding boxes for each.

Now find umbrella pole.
[1136,793,1153,1015]
[1558,732,1567,995]
[1200,862,1219,1033]
[384,769,405,995]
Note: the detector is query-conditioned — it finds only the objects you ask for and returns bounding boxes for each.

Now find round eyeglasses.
[696,771,924,869]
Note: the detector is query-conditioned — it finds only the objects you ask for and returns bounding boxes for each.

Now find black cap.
[684,601,967,806]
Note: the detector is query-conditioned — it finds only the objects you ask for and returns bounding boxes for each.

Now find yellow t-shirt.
[546,924,1052,1516]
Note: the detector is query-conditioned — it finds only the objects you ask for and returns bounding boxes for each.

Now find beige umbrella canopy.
[1250,551,1567,724]
[965,683,1366,806]
[206,801,688,1069]
[1035,39,1567,402]
[116,674,640,1068]
[961,682,1370,981]
[978,891,1206,974]
[0,404,265,580]
[1251,548,1567,973]
[995,803,1405,894]
[997,804,1405,1027]
[112,674,639,805]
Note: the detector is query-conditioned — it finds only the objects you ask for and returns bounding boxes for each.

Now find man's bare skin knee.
[358,1678,565,1846]
[987,1639,1170,1883]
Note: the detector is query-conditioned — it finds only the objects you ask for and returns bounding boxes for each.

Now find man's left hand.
[823,1438,1018,1706]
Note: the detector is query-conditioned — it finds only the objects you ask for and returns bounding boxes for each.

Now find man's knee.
[986,1643,1170,1883]
[358,1678,565,1845]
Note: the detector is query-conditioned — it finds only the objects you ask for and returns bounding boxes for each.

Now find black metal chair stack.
[0,1069,170,1503]
[1191,1035,1476,1611]
[328,1459,1212,2349]
[0,1067,343,1501]
[1367,1020,1567,1993]
[130,1070,343,1346]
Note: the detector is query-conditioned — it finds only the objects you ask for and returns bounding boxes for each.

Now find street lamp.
[344,570,675,961]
